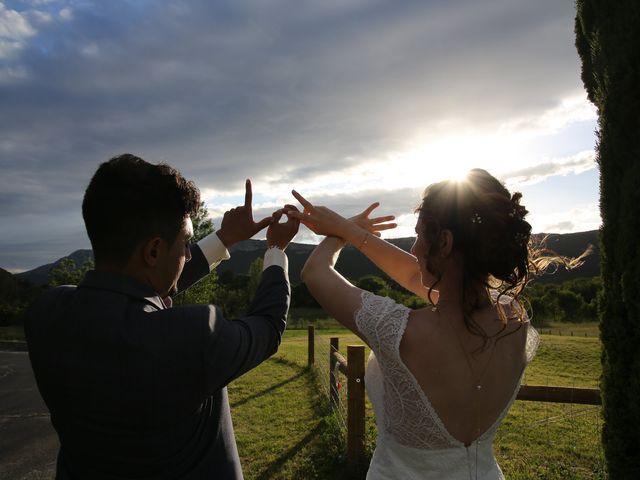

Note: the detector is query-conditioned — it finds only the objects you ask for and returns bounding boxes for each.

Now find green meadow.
[0,320,604,479]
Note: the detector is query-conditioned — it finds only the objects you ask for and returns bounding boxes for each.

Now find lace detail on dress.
[525,322,540,364]
[355,291,461,449]
[490,290,539,364]
[354,291,404,353]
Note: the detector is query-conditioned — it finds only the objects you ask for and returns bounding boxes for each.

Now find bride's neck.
[434,281,491,314]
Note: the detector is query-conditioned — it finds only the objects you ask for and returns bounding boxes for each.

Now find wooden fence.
[305,326,602,468]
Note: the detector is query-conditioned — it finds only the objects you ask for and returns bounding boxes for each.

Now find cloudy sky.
[1,0,600,272]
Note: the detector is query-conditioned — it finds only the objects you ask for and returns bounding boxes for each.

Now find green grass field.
[227,334,351,480]
[0,317,605,478]
[229,324,605,479]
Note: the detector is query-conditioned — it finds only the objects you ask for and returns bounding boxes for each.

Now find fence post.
[347,344,366,471]
[308,325,315,366]
[330,337,340,409]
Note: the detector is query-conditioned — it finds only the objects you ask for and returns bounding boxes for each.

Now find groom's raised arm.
[176,179,272,292]
[200,207,299,392]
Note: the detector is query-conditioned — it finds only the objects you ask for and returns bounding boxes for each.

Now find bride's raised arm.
[288,191,432,301]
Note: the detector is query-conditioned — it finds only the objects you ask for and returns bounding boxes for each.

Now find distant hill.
[0,267,33,301]
[12,230,599,286]
[15,249,93,287]
[207,237,419,283]
[0,266,40,323]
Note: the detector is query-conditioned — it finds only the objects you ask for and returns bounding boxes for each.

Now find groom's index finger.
[244,179,252,209]
[292,190,312,209]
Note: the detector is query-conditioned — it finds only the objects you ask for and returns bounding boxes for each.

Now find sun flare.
[387,132,518,188]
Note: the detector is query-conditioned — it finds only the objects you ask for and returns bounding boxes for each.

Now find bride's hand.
[288,190,351,238]
[289,191,396,240]
[349,202,397,237]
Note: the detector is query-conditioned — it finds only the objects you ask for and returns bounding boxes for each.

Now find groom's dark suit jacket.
[25,245,289,480]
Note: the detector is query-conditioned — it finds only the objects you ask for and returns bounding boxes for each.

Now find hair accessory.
[471,213,483,224]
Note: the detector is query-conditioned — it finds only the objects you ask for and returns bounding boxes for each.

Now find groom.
[25,153,299,479]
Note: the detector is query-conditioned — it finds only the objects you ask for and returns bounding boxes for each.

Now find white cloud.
[0,3,36,58]
[26,9,53,24]
[0,38,21,57]
[503,150,596,187]
[0,64,28,83]
[59,7,72,20]
[0,3,36,38]
[81,43,98,57]
[500,94,597,136]
[529,202,601,234]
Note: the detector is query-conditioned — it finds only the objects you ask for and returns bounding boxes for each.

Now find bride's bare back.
[400,304,528,446]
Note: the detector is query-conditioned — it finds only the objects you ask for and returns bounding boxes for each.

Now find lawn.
[229,325,605,479]
[0,317,605,478]
[227,333,351,480]
[536,322,600,338]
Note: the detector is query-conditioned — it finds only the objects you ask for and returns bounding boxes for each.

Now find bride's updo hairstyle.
[418,169,570,342]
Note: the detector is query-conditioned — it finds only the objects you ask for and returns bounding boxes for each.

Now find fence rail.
[307,326,602,468]
[518,384,601,405]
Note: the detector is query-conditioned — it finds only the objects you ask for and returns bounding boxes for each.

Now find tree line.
[0,202,602,327]
[0,255,603,328]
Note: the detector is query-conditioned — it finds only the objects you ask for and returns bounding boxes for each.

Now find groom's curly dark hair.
[82,153,200,266]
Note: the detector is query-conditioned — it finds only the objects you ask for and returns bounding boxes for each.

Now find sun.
[396,137,480,185]
[446,165,472,182]
[391,131,520,187]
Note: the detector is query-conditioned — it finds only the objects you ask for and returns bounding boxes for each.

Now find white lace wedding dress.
[354,291,540,480]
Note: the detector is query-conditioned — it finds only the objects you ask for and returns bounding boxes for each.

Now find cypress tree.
[575,2,640,477]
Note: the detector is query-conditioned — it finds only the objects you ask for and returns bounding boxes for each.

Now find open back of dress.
[355,291,539,480]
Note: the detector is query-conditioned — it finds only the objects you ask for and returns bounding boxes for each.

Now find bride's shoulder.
[356,293,417,348]
[404,306,441,337]
[359,291,409,314]
[356,292,414,333]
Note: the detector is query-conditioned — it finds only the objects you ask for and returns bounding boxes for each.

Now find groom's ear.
[142,236,164,268]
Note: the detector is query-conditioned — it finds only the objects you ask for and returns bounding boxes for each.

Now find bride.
[287,169,545,479]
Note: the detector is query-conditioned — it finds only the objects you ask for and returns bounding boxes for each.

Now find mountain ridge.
[13,230,599,286]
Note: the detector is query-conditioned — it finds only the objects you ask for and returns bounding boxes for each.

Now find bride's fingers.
[292,190,313,210]
[300,219,317,230]
[372,223,397,231]
[361,202,380,217]
[369,215,395,224]
[285,209,306,220]
[286,210,318,230]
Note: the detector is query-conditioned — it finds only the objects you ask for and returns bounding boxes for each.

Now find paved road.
[0,351,57,480]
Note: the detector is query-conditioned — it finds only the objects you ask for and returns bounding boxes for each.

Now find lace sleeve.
[354,291,411,357]
[525,322,540,363]
[493,290,540,364]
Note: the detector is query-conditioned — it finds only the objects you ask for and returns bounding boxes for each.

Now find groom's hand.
[216,179,272,248]
[266,205,300,250]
